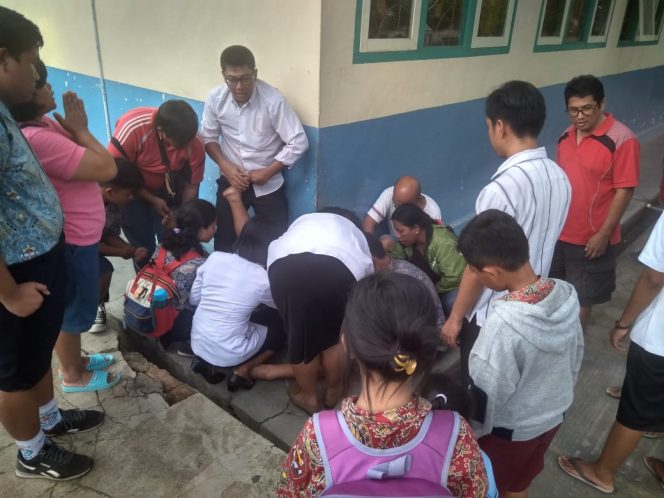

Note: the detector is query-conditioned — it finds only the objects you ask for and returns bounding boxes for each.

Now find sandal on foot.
[644,432,664,439]
[85,353,114,371]
[62,370,122,393]
[605,386,621,399]
[644,456,664,492]
[558,456,614,494]
[227,374,254,392]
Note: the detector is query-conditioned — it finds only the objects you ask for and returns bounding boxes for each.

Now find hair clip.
[173,227,181,234]
[393,354,417,376]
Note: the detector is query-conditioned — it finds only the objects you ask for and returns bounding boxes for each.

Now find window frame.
[534,0,617,52]
[353,0,519,63]
[618,0,664,46]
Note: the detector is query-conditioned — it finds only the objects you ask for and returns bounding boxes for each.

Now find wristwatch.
[614,320,632,330]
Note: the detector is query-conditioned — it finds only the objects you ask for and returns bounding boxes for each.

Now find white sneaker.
[88,304,107,333]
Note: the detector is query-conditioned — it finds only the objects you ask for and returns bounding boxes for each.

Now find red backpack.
[124,247,199,337]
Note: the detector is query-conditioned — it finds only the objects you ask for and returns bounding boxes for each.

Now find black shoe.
[43,409,105,437]
[176,342,196,358]
[16,440,93,481]
[191,357,226,384]
[227,374,255,392]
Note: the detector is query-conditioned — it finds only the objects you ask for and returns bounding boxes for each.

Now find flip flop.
[62,370,122,393]
[85,353,115,371]
[644,432,664,439]
[558,456,614,494]
[643,456,664,492]
[605,386,621,399]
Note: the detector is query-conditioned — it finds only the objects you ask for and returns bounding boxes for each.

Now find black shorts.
[616,342,664,432]
[0,239,66,391]
[549,240,617,306]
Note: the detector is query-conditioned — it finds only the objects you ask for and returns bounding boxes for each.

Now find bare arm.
[181,182,199,203]
[248,159,285,186]
[441,266,485,348]
[362,216,378,233]
[585,188,634,259]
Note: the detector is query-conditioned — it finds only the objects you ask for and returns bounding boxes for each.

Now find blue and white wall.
[4,0,664,227]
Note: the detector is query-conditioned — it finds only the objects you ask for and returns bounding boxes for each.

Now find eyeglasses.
[224,75,254,87]
[566,104,598,117]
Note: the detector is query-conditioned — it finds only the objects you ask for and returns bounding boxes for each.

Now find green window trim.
[353,0,519,64]
[617,0,664,47]
[533,0,617,53]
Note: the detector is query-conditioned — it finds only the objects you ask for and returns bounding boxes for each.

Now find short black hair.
[220,45,255,71]
[234,216,273,267]
[102,157,143,190]
[154,100,198,148]
[0,7,43,60]
[319,207,362,230]
[485,80,546,139]
[9,58,47,122]
[364,232,386,258]
[457,209,529,271]
[564,75,605,105]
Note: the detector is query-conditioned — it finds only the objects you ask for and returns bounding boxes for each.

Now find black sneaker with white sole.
[87,304,107,333]
[43,409,105,437]
[16,440,93,481]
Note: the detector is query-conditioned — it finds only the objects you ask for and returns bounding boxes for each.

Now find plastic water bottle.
[151,288,168,309]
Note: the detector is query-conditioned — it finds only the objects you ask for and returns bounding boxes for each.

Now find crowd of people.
[1,6,662,497]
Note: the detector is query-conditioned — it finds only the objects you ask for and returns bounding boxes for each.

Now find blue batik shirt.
[0,102,63,265]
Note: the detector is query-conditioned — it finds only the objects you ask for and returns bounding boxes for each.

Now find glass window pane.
[642,0,657,35]
[591,0,613,36]
[368,0,414,39]
[657,0,664,34]
[424,0,464,46]
[477,0,509,37]
[541,0,567,37]
[620,0,638,40]
[565,0,591,42]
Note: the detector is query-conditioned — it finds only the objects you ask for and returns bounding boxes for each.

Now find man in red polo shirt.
[551,75,640,330]
[109,100,205,268]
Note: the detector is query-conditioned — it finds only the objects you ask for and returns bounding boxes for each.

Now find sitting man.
[362,176,442,241]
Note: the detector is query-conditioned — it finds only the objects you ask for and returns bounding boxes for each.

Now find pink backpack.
[313,409,459,497]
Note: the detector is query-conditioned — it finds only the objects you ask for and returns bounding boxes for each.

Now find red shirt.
[108,107,205,193]
[556,113,639,245]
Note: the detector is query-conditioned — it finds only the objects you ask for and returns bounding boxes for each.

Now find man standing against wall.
[201,45,309,251]
[441,81,571,383]
[550,75,640,330]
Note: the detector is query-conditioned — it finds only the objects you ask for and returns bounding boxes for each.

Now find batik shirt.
[277,396,488,497]
[501,278,555,304]
[0,102,62,265]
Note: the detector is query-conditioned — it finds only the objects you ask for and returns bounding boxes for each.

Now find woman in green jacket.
[390,203,465,316]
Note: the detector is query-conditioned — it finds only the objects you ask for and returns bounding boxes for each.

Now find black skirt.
[268,252,356,364]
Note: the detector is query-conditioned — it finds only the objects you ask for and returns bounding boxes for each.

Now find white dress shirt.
[267,213,374,281]
[189,252,276,367]
[200,80,309,197]
[470,147,571,327]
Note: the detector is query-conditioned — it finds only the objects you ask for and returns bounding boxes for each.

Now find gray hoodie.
[469,279,584,441]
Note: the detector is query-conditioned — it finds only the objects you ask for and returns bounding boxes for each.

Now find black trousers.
[214,177,289,252]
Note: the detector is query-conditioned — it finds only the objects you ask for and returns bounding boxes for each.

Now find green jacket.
[390,226,465,293]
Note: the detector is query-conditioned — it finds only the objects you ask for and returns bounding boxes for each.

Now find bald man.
[363,176,443,237]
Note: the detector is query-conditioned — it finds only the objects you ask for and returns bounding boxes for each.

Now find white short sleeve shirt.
[631,212,664,357]
[367,186,442,237]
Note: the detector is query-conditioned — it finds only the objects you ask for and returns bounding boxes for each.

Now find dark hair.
[154,100,198,148]
[423,372,477,421]
[342,273,440,410]
[391,203,433,245]
[319,206,362,230]
[220,45,255,70]
[457,209,529,271]
[564,74,605,105]
[0,7,43,60]
[9,58,47,122]
[161,199,216,260]
[485,80,546,138]
[102,157,143,190]
[365,232,386,258]
[233,216,273,267]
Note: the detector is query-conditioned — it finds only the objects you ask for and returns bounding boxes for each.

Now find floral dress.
[277,396,488,497]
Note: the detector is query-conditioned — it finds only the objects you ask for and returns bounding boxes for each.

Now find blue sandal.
[85,353,115,371]
[62,370,122,393]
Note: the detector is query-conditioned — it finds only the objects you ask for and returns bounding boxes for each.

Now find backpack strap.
[110,137,131,160]
[313,410,347,490]
[162,249,201,275]
[419,410,460,488]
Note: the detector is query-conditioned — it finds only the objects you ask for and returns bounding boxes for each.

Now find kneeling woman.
[189,211,285,392]
[390,203,465,317]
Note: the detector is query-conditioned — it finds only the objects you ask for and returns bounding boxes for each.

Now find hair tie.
[434,393,448,406]
[393,354,417,376]
[173,227,181,234]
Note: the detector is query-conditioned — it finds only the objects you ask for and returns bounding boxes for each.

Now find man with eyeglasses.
[551,75,640,331]
[201,45,309,251]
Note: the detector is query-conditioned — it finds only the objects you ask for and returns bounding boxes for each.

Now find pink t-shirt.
[22,117,105,246]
